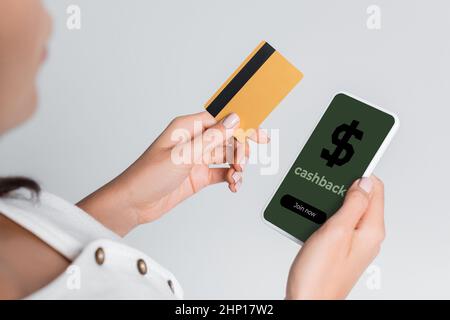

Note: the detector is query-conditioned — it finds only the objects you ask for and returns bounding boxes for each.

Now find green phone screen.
[264,93,396,242]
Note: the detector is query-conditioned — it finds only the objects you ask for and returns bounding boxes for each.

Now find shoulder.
[0,189,120,260]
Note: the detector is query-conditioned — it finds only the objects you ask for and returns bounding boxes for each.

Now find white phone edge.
[261,91,400,246]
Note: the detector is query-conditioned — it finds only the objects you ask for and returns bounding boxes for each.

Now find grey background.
[0,0,448,299]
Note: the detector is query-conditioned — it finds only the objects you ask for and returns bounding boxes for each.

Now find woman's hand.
[78,111,269,236]
[286,175,385,299]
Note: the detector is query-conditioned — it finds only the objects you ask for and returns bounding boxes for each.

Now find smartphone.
[262,92,399,244]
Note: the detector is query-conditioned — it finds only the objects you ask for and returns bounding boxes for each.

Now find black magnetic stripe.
[206,42,276,117]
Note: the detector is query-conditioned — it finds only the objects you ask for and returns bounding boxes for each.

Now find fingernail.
[235,180,242,191]
[358,177,373,193]
[232,171,242,184]
[222,113,240,129]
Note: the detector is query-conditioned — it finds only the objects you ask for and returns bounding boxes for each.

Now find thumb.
[182,113,240,165]
[327,176,374,230]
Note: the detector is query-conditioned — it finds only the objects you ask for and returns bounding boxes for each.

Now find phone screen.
[263,93,397,242]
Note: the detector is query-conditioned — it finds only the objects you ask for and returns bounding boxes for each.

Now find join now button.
[280,194,327,225]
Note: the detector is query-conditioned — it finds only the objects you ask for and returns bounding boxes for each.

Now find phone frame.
[261,91,400,245]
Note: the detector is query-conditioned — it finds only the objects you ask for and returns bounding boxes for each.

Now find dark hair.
[0,177,40,198]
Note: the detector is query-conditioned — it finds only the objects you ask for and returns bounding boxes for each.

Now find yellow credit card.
[205,41,303,141]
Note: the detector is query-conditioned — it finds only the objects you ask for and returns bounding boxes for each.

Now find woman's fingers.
[158,111,269,152]
[326,176,374,231]
[232,140,249,172]
[349,177,385,265]
[156,111,217,149]
[248,128,270,144]
[226,167,242,193]
[214,126,269,191]
[207,167,229,185]
[355,176,385,234]
[197,113,240,160]
[209,136,250,170]
[206,165,243,192]
[208,140,234,164]
[207,137,245,192]
[160,111,272,193]
[173,113,240,166]
[159,111,270,169]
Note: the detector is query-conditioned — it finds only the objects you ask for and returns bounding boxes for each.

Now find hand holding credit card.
[205,41,303,142]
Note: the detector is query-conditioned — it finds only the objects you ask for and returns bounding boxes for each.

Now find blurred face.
[0,0,52,134]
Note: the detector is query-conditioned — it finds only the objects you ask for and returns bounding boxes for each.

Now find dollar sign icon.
[320,120,363,168]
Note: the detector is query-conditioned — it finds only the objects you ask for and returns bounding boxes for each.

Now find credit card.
[205,41,303,141]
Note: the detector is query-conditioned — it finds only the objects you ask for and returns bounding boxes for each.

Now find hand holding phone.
[286,175,386,299]
[263,92,399,244]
